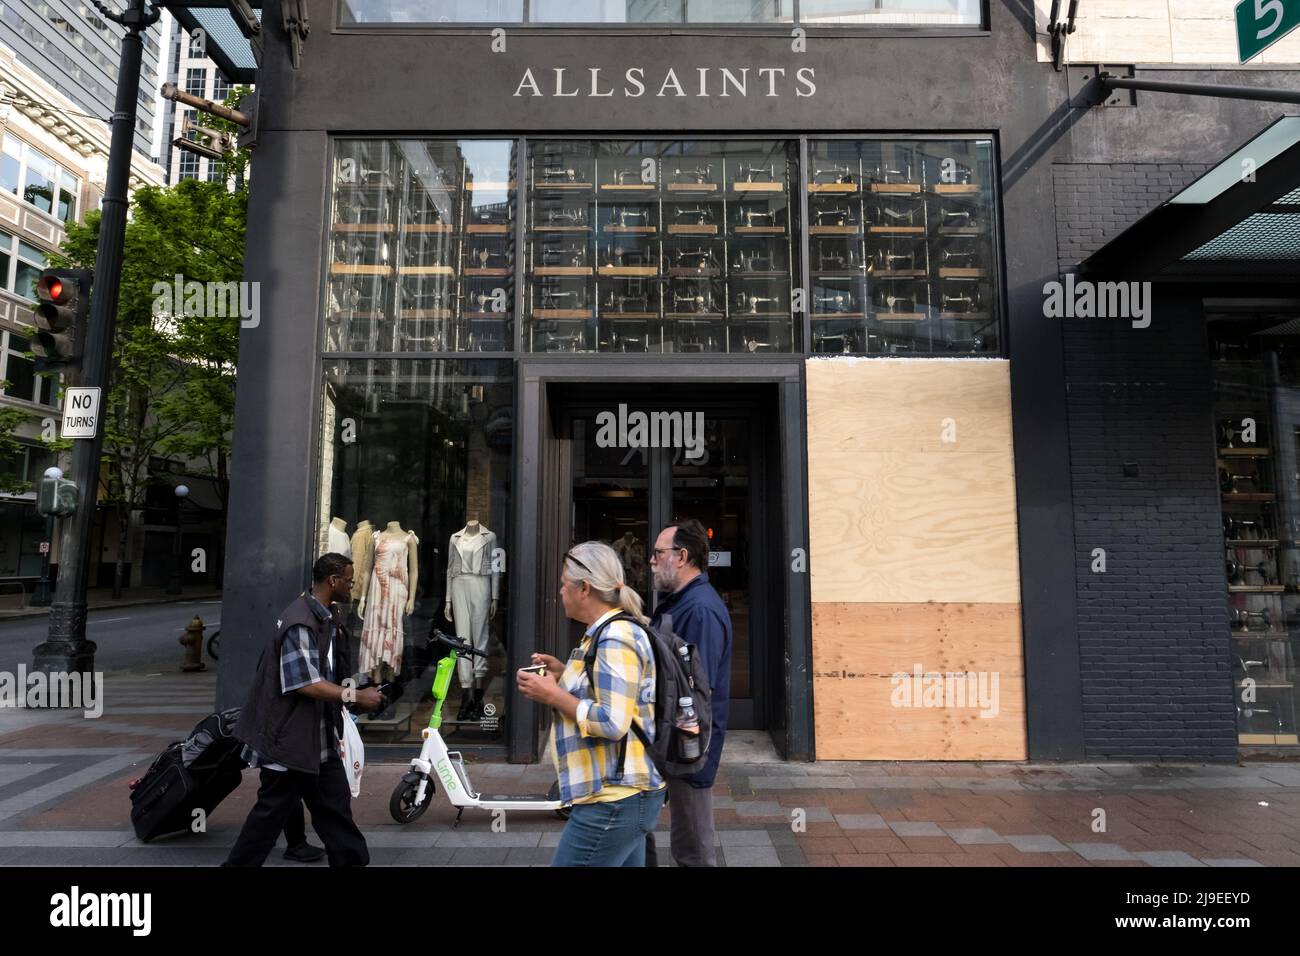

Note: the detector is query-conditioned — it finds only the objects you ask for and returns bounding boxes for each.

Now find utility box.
[37,476,78,517]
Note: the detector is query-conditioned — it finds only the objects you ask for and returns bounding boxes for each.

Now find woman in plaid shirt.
[516,540,666,866]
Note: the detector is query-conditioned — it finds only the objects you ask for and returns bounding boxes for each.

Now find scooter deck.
[476,794,562,805]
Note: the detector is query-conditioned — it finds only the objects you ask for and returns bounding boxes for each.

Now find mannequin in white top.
[444,515,500,720]
[324,517,351,559]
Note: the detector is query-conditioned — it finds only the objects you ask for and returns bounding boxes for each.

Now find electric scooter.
[389,629,568,824]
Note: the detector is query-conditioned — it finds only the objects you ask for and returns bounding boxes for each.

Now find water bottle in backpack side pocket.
[676,696,701,761]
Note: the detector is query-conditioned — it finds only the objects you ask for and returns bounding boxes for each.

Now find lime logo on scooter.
[436,758,458,792]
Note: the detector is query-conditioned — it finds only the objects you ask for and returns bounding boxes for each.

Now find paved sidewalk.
[0,588,222,620]
[0,670,1297,866]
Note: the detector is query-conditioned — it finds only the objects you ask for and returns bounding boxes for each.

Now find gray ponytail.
[565,540,648,625]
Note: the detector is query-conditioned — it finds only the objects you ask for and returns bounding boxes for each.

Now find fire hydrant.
[180,616,207,672]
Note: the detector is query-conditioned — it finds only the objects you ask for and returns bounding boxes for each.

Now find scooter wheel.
[389,773,433,824]
[547,780,571,820]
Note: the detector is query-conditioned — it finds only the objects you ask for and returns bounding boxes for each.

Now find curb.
[0,593,223,621]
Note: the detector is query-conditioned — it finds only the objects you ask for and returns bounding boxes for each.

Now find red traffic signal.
[31,268,91,368]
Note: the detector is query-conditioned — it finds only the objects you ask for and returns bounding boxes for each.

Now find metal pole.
[33,0,159,675]
[30,514,54,606]
[1100,73,1300,106]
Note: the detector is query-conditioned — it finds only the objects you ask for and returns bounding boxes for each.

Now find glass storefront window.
[525,139,800,354]
[807,137,1000,356]
[328,139,517,353]
[340,0,972,24]
[317,358,514,745]
[1210,311,1300,747]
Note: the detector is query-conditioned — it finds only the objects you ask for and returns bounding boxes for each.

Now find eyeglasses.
[650,547,684,562]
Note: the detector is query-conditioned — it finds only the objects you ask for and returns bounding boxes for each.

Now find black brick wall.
[1054,164,1237,761]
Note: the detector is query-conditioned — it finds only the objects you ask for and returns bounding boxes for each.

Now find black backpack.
[583,611,713,779]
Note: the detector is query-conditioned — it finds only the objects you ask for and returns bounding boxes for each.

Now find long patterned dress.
[360,532,410,672]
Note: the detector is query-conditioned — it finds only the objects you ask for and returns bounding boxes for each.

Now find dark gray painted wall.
[218,0,1299,757]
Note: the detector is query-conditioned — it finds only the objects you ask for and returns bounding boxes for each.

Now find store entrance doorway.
[541,383,782,731]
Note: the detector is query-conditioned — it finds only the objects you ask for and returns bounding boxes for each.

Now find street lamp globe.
[175,484,189,498]
[44,466,63,480]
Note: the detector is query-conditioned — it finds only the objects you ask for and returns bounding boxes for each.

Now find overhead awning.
[1081,117,1300,282]
[158,1,262,83]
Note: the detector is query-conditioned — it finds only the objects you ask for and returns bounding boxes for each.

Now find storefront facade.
[212,1,1300,763]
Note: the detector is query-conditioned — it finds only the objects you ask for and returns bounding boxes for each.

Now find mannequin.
[349,519,375,602]
[613,531,646,591]
[326,517,352,558]
[358,521,418,683]
[444,515,500,721]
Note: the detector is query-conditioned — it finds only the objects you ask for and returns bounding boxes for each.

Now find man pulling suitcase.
[224,553,384,867]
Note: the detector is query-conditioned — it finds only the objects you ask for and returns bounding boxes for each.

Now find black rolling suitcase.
[129,708,248,842]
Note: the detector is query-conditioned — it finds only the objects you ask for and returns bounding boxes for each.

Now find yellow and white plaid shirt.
[550,609,665,805]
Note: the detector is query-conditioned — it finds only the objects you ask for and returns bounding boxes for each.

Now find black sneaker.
[284,842,326,863]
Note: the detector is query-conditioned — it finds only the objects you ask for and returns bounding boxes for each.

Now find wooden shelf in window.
[534,266,591,277]
[732,182,784,192]
[598,265,660,277]
[667,183,719,193]
[534,309,593,319]
[734,226,787,235]
[808,183,859,194]
[874,269,927,279]
[600,311,658,320]
[332,223,394,234]
[1239,733,1300,745]
[873,312,927,322]
[938,227,985,237]
[402,309,454,320]
[939,267,987,279]
[869,226,925,235]
[400,265,456,276]
[665,312,725,320]
[466,181,516,191]
[533,225,591,233]
[1228,585,1285,593]
[599,184,654,192]
[330,264,394,277]
[813,311,866,319]
[604,225,658,235]
[809,225,861,236]
[1220,447,1272,457]
[933,184,981,195]
[1223,492,1275,502]
[407,223,455,234]
[667,224,719,236]
[328,310,385,320]
[464,268,512,277]
[467,224,511,234]
[871,183,922,194]
[463,311,510,320]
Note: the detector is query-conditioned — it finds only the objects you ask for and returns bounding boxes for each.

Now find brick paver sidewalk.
[0,670,1296,866]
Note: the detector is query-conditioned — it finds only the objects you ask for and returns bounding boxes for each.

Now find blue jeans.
[551,788,667,867]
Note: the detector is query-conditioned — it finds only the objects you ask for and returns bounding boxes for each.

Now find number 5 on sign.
[1237,0,1300,62]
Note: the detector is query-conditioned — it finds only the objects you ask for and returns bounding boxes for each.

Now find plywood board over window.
[806,358,1027,761]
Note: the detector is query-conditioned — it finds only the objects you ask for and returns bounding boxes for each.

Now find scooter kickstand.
[453,807,465,828]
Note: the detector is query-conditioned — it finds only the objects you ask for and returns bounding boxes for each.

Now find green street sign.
[1237,0,1300,62]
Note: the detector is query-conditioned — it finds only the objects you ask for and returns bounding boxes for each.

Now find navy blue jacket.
[651,573,731,788]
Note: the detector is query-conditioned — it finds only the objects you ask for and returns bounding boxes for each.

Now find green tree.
[45,92,249,596]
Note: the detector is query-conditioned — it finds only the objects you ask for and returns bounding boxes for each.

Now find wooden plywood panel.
[809,449,1020,604]
[812,602,1027,761]
[806,358,1013,455]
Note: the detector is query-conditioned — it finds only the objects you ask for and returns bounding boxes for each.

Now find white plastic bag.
[340,710,364,798]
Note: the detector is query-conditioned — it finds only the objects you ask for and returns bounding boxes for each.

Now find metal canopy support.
[1099,72,1300,107]
[1082,138,1300,280]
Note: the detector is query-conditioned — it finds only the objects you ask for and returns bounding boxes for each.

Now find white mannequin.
[358,520,419,683]
[326,517,351,559]
[444,515,500,720]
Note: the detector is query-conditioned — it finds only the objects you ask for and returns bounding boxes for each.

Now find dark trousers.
[667,777,717,867]
[284,802,306,846]
[224,757,369,867]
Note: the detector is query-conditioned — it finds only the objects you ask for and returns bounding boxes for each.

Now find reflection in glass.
[318,359,514,744]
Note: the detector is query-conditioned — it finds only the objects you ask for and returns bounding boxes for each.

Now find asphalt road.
[0,599,222,673]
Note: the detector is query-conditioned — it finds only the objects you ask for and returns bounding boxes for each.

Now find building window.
[211,73,232,103]
[339,0,981,25]
[0,330,55,406]
[0,230,49,300]
[0,135,81,224]
[185,67,207,98]
[207,160,225,183]
[317,357,514,743]
[179,151,200,181]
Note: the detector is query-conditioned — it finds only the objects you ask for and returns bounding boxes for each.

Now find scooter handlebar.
[431,628,489,658]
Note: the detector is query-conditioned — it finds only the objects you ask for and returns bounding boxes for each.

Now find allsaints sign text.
[513,66,817,98]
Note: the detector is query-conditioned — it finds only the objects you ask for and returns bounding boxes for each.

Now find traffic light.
[31,268,91,371]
